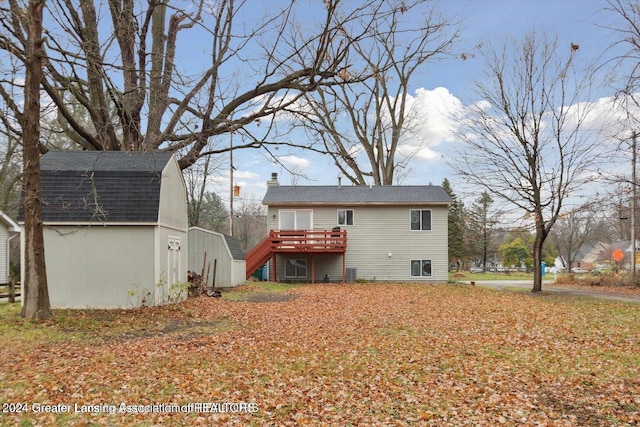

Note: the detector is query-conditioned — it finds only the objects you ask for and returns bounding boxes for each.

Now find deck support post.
[271,254,277,282]
[311,255,315,284]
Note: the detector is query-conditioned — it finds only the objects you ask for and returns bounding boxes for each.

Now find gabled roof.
[263,185,452,206]
[20,151,174,223]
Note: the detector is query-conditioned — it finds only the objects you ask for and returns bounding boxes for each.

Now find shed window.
[410,209,431,231]
[411,260,432,277]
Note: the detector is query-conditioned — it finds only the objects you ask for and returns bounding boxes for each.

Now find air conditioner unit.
[346,268,357,283]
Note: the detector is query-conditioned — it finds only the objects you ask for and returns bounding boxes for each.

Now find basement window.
[411,260,432,277]
[285,259,308,278]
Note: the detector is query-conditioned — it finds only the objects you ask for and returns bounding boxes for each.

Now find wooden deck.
[246,229,347,281]
[270,229,347,253]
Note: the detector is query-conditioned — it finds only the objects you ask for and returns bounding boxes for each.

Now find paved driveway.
[466,280,640,304]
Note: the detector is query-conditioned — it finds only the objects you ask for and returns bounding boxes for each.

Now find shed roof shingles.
[25,151,173,223]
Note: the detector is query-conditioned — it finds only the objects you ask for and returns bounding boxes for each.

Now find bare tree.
[185,154,228,231]
[0,0,402,169]
[233,196,267,252]
[21,0,51,320]
[453,33,602,292]
[291,0,458,185]
[0,97,23,216]
[550,204,601,270]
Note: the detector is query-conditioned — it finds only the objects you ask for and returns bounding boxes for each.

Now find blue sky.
[211,0,625,207]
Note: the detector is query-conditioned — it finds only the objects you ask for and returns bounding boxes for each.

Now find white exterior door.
[279,209,312,230]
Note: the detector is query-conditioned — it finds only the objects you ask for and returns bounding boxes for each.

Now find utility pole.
[229,131,234,237]
[632,131,637,275]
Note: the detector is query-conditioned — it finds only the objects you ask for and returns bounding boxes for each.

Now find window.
[337,209,354,226]
[411,260,432,277]
[285,259,307,278]
[279,210,312,230]
[410,209,431,231]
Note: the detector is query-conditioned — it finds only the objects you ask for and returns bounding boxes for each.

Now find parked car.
[469,267,483,273]
[571,267,588,274]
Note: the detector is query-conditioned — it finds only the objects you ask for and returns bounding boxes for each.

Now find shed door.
[168,236,182,286]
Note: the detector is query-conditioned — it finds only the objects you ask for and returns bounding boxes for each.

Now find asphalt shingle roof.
[224,234,246,260]
[21,151,174,223]
[263,185,452,205]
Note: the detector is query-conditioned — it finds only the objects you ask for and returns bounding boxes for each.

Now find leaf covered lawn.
[1,283,640,426]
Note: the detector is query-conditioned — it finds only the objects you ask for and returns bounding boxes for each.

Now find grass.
[1,283,639,426]
[449,270,534,281]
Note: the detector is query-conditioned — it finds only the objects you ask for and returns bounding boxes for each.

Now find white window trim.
[410,209,432,231]
[284,258,308,278]
[337,209,354,226]
[410,259,433,277]
[279,209,313,230]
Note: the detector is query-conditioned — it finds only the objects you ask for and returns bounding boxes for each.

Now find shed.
[18,151,188,309]
[188,227,246,288]
[0,211,19,284]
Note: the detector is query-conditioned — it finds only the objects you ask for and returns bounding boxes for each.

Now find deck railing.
[269,229,347,252]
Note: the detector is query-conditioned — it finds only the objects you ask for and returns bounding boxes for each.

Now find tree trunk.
[531,224,546,293]
[21,0,51,320]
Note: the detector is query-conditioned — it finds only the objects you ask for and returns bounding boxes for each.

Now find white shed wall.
[0,222,9,284]
[188,228,245,288]
[158,157,188,229]
[42,225,156,308]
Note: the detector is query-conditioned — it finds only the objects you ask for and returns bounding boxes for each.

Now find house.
[0,211,19,285]
[570,241,609,271]
[188,227,245,288]
[246,173,451,283]
[18,151,188,309]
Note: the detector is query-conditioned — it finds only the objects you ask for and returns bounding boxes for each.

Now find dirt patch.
[241,293,298,303]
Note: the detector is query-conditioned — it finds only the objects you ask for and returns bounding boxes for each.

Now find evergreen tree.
[442,179,464,268]
[466,192,499,271]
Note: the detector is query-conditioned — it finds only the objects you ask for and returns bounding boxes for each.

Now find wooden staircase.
[245,229,347,279]
[245,235,274,279]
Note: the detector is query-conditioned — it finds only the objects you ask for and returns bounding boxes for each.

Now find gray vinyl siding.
[266,204,448,282]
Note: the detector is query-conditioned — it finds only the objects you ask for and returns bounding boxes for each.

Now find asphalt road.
[465,280,640,304]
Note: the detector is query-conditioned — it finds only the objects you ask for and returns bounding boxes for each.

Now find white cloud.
[395,86,465,161]
[277,155,310,169]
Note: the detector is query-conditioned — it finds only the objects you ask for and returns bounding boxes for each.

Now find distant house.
[18,151,188,309]
[0,211,19,285]
[246,173,451,283]
[188,227,245,288]
[571,242,608,271]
